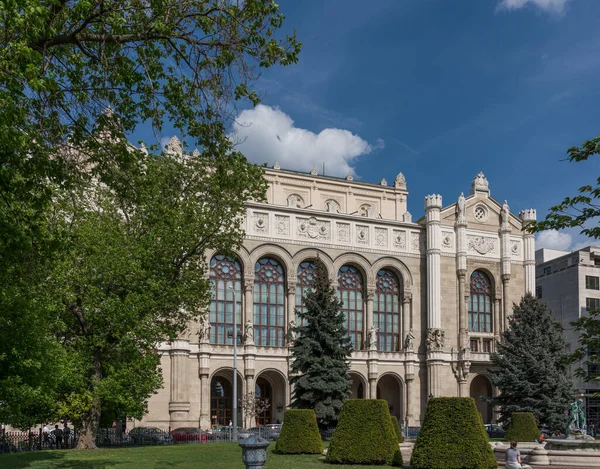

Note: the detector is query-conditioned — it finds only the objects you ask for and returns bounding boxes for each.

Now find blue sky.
[163,0,600,250]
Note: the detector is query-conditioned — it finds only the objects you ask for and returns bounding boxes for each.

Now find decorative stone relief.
[253,212,269,235]
[467,235,497,255]
[427,328,445,351]
[410,232,420,252]
[337,223,350,243]
[356,225,369,245]
[510,240,521,256]
[325,199,340,213]
[442,231,454,248]
[273,161,281,170]
[346,173,354,181]
[380,178,387,186]
[394,172,406,189]
[393,230,407,250]
[473,204,489,222]
[297,217,330,240]
[470,171,489,194]
[403,211,412,223]
[275,215,290,237]
[375,228,388,248]
[310,168,318,175]
[286,194,304,208]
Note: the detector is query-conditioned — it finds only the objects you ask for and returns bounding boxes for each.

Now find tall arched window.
[296,261,315,322]
[255,377,273,425]
[254,258,286,347]
[374,269,401,352]
[468,270,492,333]
[209,254,242,345]
[338,265,364,350]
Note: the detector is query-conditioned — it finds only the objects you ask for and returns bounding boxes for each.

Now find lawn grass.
[0,442,402,468]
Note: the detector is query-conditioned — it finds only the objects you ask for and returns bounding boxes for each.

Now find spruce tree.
[489,294,574,431]
[289,259,353,429]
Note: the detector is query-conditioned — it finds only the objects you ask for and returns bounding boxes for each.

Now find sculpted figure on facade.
[427,328,445,351]
[456,192,466,224]
[501,200,510,229]
[367,326,378,350]
[244,319,254,345]
[198,315,211,343]
[403,329,415,352]
[286,320,296,345]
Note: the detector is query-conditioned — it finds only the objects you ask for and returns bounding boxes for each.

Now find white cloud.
[230,105,381,177]
[497,0,569,14]
[535,229,572,251]
[571,240,597,252]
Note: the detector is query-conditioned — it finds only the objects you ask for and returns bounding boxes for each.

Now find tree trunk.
[76,352,102,450]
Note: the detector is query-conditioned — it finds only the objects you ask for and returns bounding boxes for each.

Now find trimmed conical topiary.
[410,397,497,469]
[391,414,404,443]
[326,399,398,465]
[391,447,404,467]
[275,409,323,454]
[504,412,540,442]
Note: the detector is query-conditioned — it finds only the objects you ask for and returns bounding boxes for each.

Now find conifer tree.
[489,294,574,431]
[289,259,352,429]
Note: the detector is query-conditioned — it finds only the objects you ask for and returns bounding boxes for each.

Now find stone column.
[168,340,191,427]
[404,352,415,428]
[198,343,211,429]
[519,209,537,295]
[493,298,501,342]
[401,293,412,350]
[286,283,297,342]
[244,280,254,328]
[366,288,375,350]
[502,274,511,328]
[425,195,443,330]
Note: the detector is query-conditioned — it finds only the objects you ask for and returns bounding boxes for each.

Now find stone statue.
[244,319,254,344]
[427,328,445,350]
[198,316,211,343]
[456,192,466,223]
[403,329,415,351]
[435,329,444,349]
[501,200,510,227]
[368,326,378,350]
[286,320,296,344]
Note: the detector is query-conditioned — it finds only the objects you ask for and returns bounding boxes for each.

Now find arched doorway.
[376,374,403,421]
[470,375,493,423]
[349,372,366,399]
[253,370,287,427]
[210,370,243,427]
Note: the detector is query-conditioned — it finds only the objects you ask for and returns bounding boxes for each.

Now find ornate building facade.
[139,157,536,430]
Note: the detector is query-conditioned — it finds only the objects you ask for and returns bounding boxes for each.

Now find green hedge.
[504,412,539,442]
[410,397,497,469]
[391,448,403,467]
[275,409,323,454]
[390,415,404,443]
[326,399,398,465]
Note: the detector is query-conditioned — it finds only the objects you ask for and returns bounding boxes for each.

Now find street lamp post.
[228,282,238,442]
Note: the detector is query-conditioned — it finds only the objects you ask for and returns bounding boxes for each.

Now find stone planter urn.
[239,434,270,469]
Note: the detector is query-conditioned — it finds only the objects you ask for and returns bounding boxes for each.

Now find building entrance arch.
[470,374,493,423]
[376,374,403,421]
[210,370,243,427]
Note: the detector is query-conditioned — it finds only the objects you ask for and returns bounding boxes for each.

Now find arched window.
[210,377,232,426]
[255,377,272,425]
[468,271,492,333]
[209,254,242,345]
[338,265,364,350]
[374,269,401,352]
[254,258,286,347]
[296,261,316,321]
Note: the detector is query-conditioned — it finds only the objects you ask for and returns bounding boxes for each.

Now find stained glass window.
[296,261,315,324]
[254,258,286,347]
[374,269,401,352]
[338,265,364,350]
[209,254,242,345]
[468,270,492,333]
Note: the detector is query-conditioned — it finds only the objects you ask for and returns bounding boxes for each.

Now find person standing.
[63,423,71,448]
[54,424,63,449]
[42,424,50,448]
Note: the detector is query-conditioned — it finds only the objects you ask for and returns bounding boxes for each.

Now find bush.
[504,412,540,442]
[275,409,323,454]
[391,447,403,467]
[410,397,497,469]
[390,415,404,443]
[326,399,397,465]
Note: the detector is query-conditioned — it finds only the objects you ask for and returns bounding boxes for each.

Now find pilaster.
[198,342,211,428]
[519,209,537,294]
[425,194,443,329]
[286,282,297,342]
[169,340,191,426]
[401,293,412,350]
[456,192,468,349]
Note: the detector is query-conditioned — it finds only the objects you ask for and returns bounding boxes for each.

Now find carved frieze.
[336,223,350,243]
[510,240,521,256]
[393,230,406,250]
[253,212,269,235]
[442,231,454,249]
[275,215,290,237]
[410,232,420,252]
[297,217,330,241]
[375,227,388,248]
[356,225,369,245]
[427,328,445,351]
[467,235,497,255]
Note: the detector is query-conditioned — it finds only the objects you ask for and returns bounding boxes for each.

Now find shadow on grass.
[0,450,126,469]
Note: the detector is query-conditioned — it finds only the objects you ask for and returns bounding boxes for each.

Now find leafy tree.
[240,392,271,429]
[531,135,600,389]
[0,0,299,448]
[289,259,352,430]
[489,294,574,431]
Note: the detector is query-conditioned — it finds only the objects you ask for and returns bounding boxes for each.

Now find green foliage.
[274,409,323,454]
[391,448,404,467]
[390,415,404,443]
[410,397,496,469]
[326,399,397,465]
[489,294,574,432]
[504,412,540,442]
[0,0,298,445]
[289,259,352,429]
[531,136,600,239]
